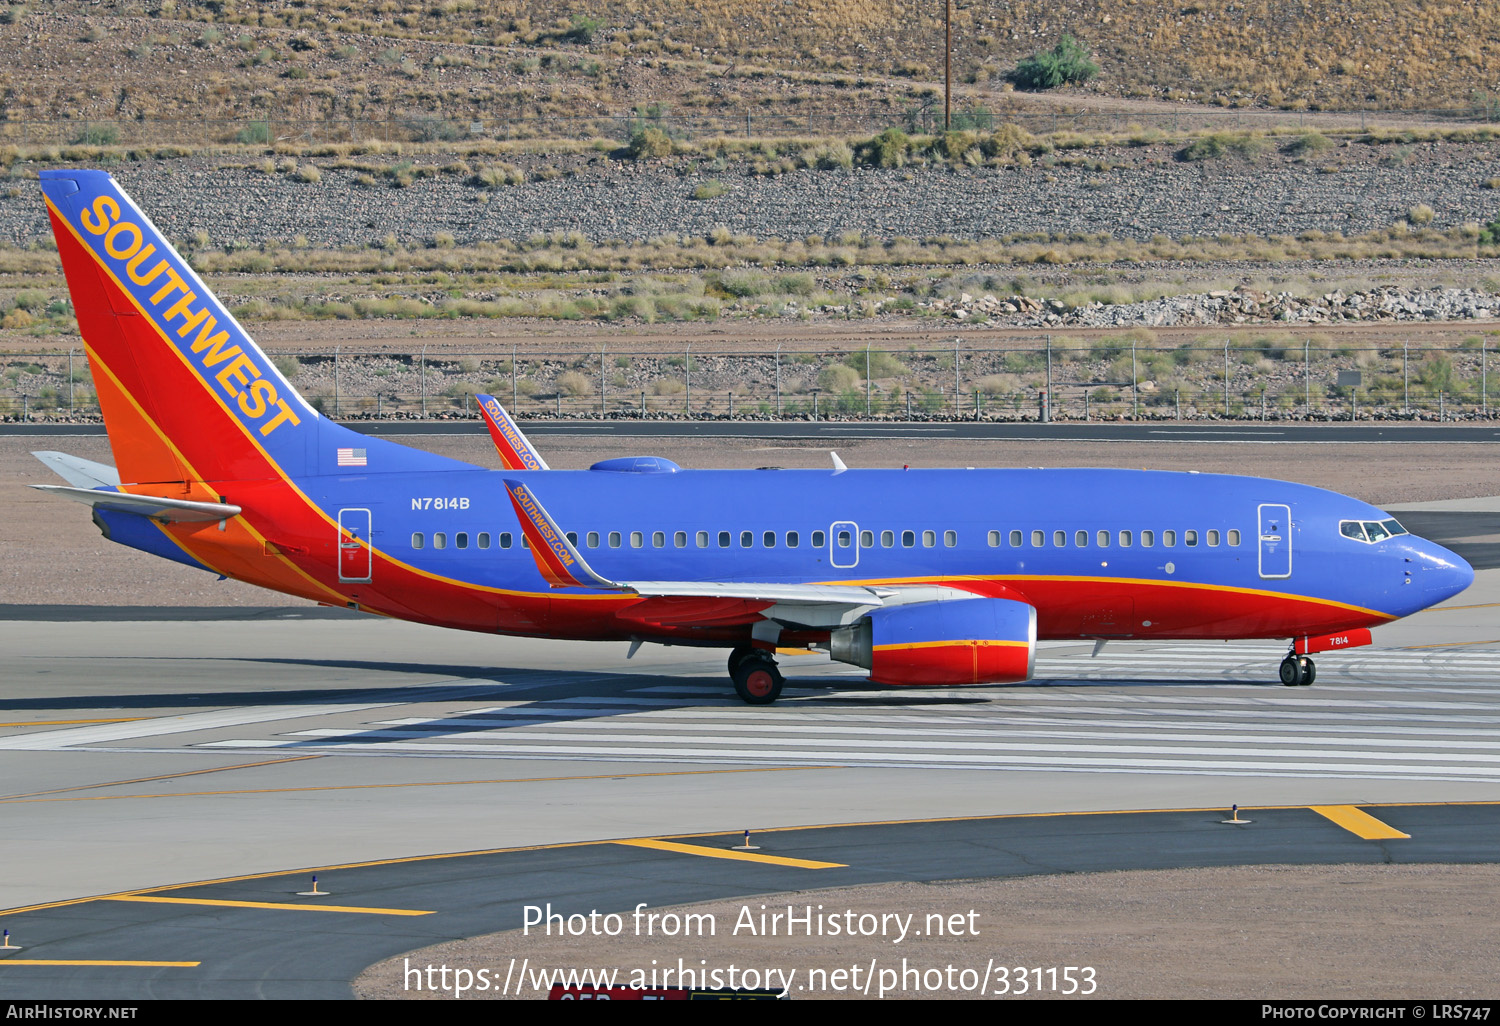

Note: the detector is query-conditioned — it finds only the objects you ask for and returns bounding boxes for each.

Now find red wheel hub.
[745,669,775,697]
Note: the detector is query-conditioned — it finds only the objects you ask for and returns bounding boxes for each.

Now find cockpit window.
[1341,518,1407,544]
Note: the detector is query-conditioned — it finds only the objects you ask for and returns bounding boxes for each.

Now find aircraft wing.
[501,478,995,629]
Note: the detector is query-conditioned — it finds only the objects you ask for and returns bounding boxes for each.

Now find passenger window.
[903,530,916,548]
[696,531,709,548]
[652,531,665,548]
[1207,530,1220,547]
[1228,529,1241,546]
[922,530,936,548]
[587,531,599,548]
[1185,530,1198,547]
[1008,530,1022,547]
[1140,530,1153,547]
[412,532,425,549]
[987,530,1000,547]
[434,532,447,550]
[1163,530,1176,546]
[1096,530,1110,547]
[1075,530,1088,547]
[522,536,530,549]
[456,532,469,549]
[861,530,874,547]
[478,532,490,549]
[885,530,897,548]
[1053,530,1066,547]
[812,530,826,547]
[1120,530,1132,547]
[741,531,753,548]
[500,532,512,549]
[787,531,799,548]
[1031,529,1044,547]
[566,532,577,546]
[944,530,957,547]
[763,530,776,548]
[674,531,687,547]
[609,531,622,548]
[630,531,643,548]
[718,531,731,548]
[837,529,852,547]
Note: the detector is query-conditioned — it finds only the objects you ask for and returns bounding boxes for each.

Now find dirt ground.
[353,864,1500,1000]
[5,432,1498,607]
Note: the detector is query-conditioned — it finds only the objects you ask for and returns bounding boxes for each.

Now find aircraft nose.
[1413,539,1474,604]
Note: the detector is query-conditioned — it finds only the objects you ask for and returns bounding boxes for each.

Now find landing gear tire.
[732,655,784,705]
[1299,656,1316,686]
[1279,656,1304,687]
[727,645,756,677]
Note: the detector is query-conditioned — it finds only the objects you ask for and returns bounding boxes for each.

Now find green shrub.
[1010,35,1098,91]
[857,128,910,168]
[819,363,861,392]
[72,125,119,146]
[565,14,604,43]
[692,180,727,200]
[627,127,673,159]
[1284,132,1334,157]
[236,121,272,145]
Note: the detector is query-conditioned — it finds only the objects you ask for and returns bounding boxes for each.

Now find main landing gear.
[1279,653,1316,687]
[728,645,784,705]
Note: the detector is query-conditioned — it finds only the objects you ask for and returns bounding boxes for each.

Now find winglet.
[830,451,848,474]
[502,479,617,589]
[477,394,550,471]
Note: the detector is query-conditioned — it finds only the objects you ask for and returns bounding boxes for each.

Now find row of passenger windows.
[987,528,1241,549]
[410,527,1239,552]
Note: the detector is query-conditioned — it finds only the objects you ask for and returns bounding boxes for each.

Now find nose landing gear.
[728,645,784,704]
[1279,653,1316,686]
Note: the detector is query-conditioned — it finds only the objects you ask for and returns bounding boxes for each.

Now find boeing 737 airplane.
[29,170,1476,703]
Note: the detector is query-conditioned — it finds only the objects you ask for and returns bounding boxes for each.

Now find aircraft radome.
[30,170,1475,703]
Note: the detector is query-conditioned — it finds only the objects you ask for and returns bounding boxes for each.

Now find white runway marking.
[115,643,1500,783]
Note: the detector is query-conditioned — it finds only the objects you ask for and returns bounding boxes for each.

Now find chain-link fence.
[5,339,1499,424]
[2,104,1495,152]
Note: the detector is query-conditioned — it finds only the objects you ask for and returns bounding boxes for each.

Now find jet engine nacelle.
[829,596,1037,686]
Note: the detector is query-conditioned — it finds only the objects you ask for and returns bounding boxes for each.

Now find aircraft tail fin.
[502,478,617,589]
[39,169,476,488]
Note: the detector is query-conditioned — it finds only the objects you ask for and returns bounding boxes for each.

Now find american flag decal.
[337,447,368,467]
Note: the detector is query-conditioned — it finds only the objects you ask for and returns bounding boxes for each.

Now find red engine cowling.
[829,597,1037,686]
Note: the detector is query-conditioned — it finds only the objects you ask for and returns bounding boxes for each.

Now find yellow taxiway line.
[1309,805,1410,840]
[110,895,432,916]
[614,838,845,869]
[0,959,199,967]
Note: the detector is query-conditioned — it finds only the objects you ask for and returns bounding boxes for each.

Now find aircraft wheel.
[727,645,756,676]
[1299,656,1316,686]
[733,656,784,705]
[1279,656,1304,687]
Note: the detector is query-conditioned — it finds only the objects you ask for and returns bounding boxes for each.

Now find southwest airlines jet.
[30,170,1475,703]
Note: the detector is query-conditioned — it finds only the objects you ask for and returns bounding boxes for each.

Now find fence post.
[775,343,782,419]
[685,343,691,416]
[1304,339,1310,417]
[68,349,73,417]
[512,344,518,409]
[1045,334,1052,423]
[600,344,606,418]
[1403,343,1409,416]
[1484,342,1489,418]
[953,338,961,416]
[640,391,646,417]
[865,343,872,416]
[420,344,427,419]
[1223,342,1230,417]
[1131,341,1138,420]
[334,344,340,418]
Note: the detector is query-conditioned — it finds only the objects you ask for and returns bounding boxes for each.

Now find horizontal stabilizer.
[31,484,241,523]
[32,450,121,489]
